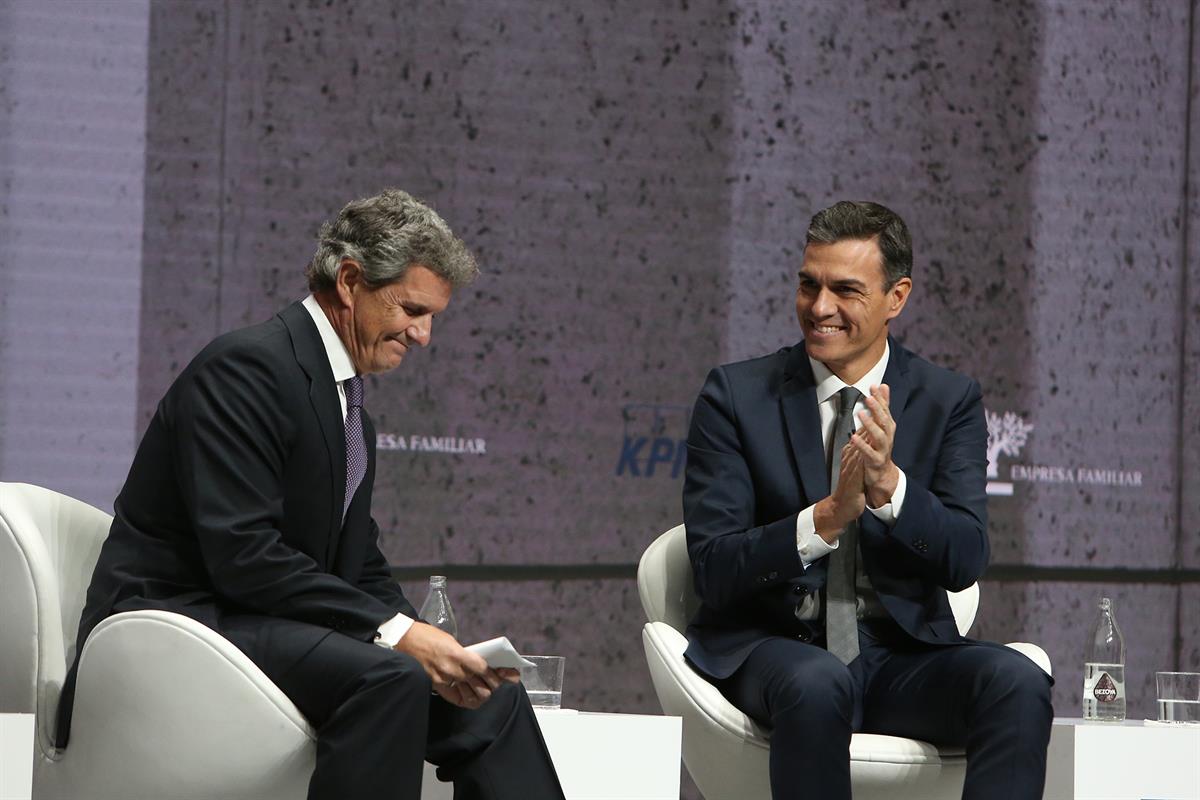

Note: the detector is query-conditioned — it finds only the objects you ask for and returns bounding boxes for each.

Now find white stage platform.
[0,714,33,800]
[421,709,682,800]
[2,708,681,800]
[1044,717,1200,800]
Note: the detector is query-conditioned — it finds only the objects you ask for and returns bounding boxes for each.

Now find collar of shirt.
[301,294,356,384]
[301,295,357,420]
[809,341,891,408]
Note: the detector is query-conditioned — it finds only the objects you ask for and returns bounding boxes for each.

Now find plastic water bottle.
[1083,597,1125,721]
[418,575,458,639]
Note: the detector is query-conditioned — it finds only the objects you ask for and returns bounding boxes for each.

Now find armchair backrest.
[636,524,980,636]
[636,524,699,632]
[0,482,111,752]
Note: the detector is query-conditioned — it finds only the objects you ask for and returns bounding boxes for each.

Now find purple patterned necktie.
[342,375,367,521]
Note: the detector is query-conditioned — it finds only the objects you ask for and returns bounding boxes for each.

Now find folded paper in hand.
[465,636,536,669]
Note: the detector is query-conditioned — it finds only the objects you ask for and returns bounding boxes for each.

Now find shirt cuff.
[866,467,907,526]
[374,612,415,648]
[796,504,838,569]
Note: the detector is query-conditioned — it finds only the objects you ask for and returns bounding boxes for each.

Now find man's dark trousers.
[224,615,564,800]
[713,618,1053,800]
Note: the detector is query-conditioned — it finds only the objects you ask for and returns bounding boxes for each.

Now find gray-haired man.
[59,189,565,800]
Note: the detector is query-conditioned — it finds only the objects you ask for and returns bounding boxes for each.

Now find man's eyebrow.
[797,271,867,289]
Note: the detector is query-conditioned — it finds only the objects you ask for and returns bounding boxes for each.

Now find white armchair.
[637,524,1051,800]
[0,482,315,800]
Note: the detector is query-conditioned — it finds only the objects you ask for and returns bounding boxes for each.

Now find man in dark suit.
[682,201,1052,799]
[59,189,565,800]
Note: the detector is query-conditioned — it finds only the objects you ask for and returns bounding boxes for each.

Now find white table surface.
[0,714,34,800]
[421,709,682,800]
[1044,716,1200,800]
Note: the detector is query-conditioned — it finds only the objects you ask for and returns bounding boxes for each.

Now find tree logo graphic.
[985,410,1033,496]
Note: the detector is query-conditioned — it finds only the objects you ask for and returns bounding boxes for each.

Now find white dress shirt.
[793,344,907,618]
[302,295,414,648]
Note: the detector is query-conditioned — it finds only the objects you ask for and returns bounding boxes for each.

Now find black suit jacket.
[682,337,989,679]
[58,302,416,745]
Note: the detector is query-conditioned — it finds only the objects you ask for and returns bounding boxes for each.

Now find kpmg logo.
[984,408,1142,496]
[615,404,690,478]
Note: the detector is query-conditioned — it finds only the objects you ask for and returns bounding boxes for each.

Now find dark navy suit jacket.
[57,302,417,746]
[682,337,989,679]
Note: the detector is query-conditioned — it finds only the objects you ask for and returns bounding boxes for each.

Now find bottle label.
[1084,663,1125,705]
[1093,673,1117,702]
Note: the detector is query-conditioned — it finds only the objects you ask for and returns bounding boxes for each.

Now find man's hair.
[306,188,479,292]
[805,201,912,288]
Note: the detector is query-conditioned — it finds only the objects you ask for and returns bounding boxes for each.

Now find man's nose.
[409,316,432,346]
[810,287,836,317]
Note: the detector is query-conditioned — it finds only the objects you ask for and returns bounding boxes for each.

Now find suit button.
[793,585,808,596]
[798,631,812,643]
[767,571,779,580]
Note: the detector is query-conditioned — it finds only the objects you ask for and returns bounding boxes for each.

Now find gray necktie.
[343,375,367,522]
[825,386,862,664]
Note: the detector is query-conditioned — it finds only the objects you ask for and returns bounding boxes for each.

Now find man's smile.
[807,322,847,337]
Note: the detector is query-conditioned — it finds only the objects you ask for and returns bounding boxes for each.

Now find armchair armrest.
[52,610,314,800]
[642,622,770,745]
[1004,642,1053,677]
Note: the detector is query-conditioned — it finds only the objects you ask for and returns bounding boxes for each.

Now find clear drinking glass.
[1156,672,1200,723]
[519,655,566,709]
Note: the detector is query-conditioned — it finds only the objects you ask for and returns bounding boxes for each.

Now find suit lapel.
[280,302,346,560]
[780,338,912,506]
[779,346,830,503]
[882,336,912,449]
[861,337,912,575]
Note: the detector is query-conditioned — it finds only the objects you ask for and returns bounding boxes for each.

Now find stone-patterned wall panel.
[0,1,149,508]
[162,0,738,565]
[370,1,735,566]
[1002,1,1187,570]
[722,0,1043,370]
[1183,0,1200,570]
[1179,585,1200,672]
[974,580,1178,720]
[138,1,230,427]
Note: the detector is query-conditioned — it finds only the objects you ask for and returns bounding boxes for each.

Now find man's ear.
[885,277,912,320]
[335,258,364,306]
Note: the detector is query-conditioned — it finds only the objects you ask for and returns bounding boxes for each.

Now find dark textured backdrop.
[3,1,1198,791]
